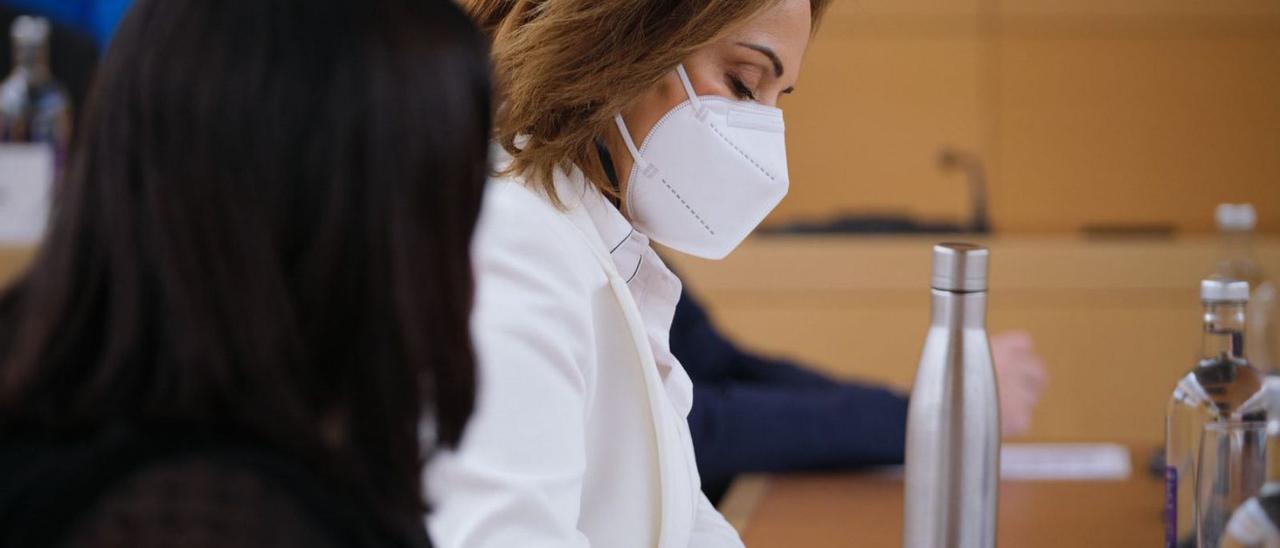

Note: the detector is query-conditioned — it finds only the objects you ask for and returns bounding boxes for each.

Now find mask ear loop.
[614,114,656,178]
[613,63,702,178]
[675,64,707,121]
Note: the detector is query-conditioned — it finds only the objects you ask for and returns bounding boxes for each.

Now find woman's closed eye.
[727,74,757,101]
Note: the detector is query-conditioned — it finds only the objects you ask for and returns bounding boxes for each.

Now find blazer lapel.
[553,170,694,548]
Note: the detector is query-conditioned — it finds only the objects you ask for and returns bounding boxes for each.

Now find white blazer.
[426,167,743,548]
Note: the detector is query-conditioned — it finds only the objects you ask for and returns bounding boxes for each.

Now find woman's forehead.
[720,0,811,63]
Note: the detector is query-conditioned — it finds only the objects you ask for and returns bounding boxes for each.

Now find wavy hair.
[465,0,831,201]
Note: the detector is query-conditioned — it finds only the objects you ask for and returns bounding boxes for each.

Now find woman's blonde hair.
[464,0,831,201]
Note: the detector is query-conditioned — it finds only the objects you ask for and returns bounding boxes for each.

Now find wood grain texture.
[730,444,1163,547]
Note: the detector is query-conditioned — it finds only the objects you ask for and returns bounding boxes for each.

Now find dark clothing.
[673,288,910,502]
[0,425,430,548]
[1,4,100,127]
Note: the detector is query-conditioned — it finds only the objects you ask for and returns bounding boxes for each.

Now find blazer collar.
[551,168,627,252]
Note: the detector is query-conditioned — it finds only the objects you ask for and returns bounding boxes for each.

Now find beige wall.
[774,0,1280,233]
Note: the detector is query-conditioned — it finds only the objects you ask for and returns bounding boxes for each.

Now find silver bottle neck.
[930,289,988,329]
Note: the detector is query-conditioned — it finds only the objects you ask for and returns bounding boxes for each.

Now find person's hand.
[991,331,1048,438]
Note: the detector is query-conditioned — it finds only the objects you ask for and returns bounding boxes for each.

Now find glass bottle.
[0,15,72,165]
[1215,204,1279,374]
[1220,376,1280,548]
[1167,277,1267,548]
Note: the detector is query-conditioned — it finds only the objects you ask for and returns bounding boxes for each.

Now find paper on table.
[0,144,54,245]
[1000,443,1132,481]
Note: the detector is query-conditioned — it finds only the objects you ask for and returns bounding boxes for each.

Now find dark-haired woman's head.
[0,0,490,520]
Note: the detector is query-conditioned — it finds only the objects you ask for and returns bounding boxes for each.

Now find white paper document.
[1000,443,1132,481]
[0,144,54,245]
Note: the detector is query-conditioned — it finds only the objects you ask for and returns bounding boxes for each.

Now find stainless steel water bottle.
[903,243,1001,548]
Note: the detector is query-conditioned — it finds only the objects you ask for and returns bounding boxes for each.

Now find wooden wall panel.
[667,236,1280,443]
[993,34,1280,233]
[770,0,1280,234]
[825,0,980,18]
[998,0,1280,17]
[776,32,986,226]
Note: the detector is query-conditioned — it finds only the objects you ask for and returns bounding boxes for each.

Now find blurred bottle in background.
[1215,204,1279,374]
[0,15,67,244]
[1166,278,1266,548]
[1,15,71,165]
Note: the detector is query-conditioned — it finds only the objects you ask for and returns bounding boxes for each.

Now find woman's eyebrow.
[736,42,784,77]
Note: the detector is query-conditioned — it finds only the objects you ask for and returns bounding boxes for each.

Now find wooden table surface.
[724,443,1163,547]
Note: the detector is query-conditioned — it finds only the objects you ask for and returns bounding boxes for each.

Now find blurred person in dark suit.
[0,0,492,546]
[675,288,1048,502]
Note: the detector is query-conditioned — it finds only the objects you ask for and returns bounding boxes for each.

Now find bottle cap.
[1216,203,1258,232]
[11,16,50,48]
[1202,276,1250,303]
[931,242,988,292]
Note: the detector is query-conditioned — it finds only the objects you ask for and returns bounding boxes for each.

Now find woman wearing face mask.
[426,1,827,547]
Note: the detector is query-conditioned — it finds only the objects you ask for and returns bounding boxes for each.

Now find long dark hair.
[0,0,489,522]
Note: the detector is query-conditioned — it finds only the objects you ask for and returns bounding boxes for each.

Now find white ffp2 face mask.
[614,64,789,260]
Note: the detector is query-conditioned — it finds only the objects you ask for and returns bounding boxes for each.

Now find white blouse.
[579,179,695,419]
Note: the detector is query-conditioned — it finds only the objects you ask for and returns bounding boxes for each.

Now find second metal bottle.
[903,243,1001,548]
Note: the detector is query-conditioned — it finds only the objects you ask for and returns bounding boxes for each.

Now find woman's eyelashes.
[727,75,757,101]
